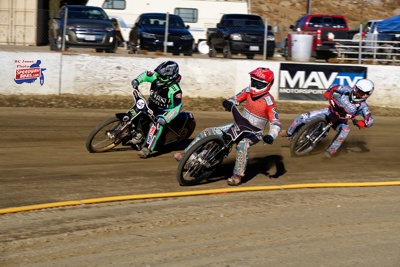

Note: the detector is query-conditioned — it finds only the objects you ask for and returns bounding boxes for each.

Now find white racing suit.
[285,84,374,156]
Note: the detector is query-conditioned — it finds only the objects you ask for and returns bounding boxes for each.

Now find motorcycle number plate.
[136,99,145,109]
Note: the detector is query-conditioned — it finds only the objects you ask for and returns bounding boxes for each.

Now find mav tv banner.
[278,63,367,101]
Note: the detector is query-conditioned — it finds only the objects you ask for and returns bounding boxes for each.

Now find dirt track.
[1,97,400,266]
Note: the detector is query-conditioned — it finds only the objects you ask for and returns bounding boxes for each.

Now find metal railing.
[334,38,400,65]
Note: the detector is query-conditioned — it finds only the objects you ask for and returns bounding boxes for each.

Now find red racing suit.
[182,87,281,177]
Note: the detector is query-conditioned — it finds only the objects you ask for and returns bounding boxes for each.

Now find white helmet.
[351,79,374,103]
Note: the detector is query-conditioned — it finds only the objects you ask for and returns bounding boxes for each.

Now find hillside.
[249,0,400,43]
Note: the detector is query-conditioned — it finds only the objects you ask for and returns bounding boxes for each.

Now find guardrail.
[334,38,400,65]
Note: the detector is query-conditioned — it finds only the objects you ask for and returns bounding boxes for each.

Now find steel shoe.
[138,147,150,159]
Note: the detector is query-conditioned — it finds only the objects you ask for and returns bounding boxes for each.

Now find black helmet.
[154,61,180,87]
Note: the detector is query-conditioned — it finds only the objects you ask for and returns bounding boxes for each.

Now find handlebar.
[131,88,156,123]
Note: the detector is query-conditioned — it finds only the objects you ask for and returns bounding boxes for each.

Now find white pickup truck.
[352,17,400,52]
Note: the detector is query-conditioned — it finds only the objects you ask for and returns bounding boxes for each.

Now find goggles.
[251,78,268,89]
[355,86,371,98]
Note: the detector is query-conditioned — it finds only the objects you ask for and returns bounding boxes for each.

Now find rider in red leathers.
[174,67,281,186]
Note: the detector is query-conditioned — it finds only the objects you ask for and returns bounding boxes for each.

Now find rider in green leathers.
[131,61,182,159]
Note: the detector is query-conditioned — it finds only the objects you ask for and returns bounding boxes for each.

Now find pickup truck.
[352,16,400,53]
[206,14,275,59]
[284,14,354,60]
[49,5,118,53]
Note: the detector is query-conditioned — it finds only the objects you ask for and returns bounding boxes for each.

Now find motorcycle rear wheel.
[86,117,130,153]
[290,118,328,157]
[177,119,196,142]
[177,135,226,186]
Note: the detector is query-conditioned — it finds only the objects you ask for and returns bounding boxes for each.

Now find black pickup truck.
[206,14,275,59]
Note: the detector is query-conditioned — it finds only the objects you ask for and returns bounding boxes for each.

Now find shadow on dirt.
[89,139,194,156]
[191,155,287,186]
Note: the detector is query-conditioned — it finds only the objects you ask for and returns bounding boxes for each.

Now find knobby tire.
[290,118,328,157]
[86,117,128,153]
[176,135,226,186]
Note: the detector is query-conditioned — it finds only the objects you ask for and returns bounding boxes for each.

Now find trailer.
[86,0,249,53]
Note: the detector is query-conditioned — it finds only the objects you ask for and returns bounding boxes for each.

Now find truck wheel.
[128,41,134,54]
[208,43,217,57]
[267,48,275,58]
[134,38,141,54]
[223,42,232,58]
[246,54,254,59]
[49,31,58,51]
[316,51,334,61]
[50,37,58,51]
[129,37,141,54]
[105,41,118,53]
[49,34,63,51]
[184,49,193,56]
[377,44,394,60]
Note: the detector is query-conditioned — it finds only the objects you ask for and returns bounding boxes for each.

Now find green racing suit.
[135,70,182,152]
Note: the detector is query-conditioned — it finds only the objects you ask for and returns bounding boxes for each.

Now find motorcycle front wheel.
[177,135,226,186]
[86,117,130,153]
[290,118,328,157]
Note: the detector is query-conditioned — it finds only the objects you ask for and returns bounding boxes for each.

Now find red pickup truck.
[284,14,354,60]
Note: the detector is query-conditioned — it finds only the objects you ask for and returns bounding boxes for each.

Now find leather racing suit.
[181,87,281,177]
[285,84,374,156]
[135,71,182,152]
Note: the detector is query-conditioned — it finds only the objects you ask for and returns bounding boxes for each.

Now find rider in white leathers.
[281,79,375,158]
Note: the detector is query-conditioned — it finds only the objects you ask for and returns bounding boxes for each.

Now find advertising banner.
[278,63,367,101]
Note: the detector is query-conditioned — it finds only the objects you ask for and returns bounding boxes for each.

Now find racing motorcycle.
[86,88,196,154]
[176,105,264,186]
[289,96,358,157]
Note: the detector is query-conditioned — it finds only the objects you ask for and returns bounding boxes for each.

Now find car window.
[295,16,307,29]
[308,17,323,27]
[331,18,347,28]
[168,17,185,28]
[66,7,108,20]
[102,0,126,10]
[223,18,263,28]
[363,21,372,32]
[308,17,346,28]
[141,15,185,28]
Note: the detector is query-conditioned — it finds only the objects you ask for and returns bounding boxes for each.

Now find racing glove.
[263,134,274,144]
[131,79,139,89]
[222,100,234,111]
[323,91,331,99]
[157,117,166,126]
[352,119,366,129]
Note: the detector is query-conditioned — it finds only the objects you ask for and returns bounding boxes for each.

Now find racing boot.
[227,174,242,186]
[138,147,151,159]
[280,130,291,138]
[322,151,332,159]
[173,152,185,162]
